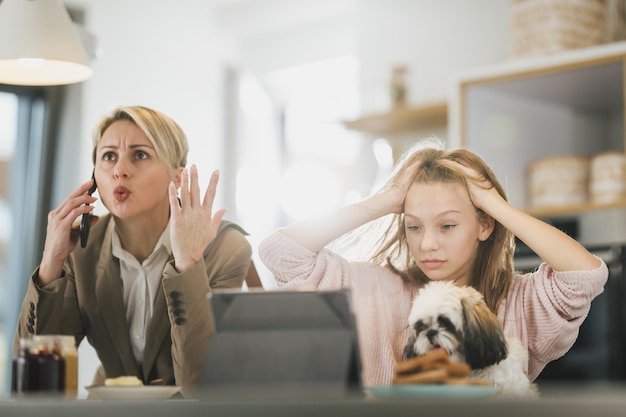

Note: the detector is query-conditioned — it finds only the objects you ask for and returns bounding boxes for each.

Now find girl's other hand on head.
[440,160,497,210]
[379,159,422,214]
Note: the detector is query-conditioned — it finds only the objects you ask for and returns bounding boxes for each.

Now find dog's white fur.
[403,281,538,397]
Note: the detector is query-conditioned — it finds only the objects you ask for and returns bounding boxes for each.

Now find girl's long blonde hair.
[344,139,515,313]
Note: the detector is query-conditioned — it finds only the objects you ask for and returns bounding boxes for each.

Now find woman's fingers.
[39,179,99,283]
[178,165,208,210]
[54,179,97,222]
[60,181,97,225]
[168,181,180,215]
[179,167,190,210]
[190,165,201,208]
[169,166,225,272]
[202,170,219,215]
[211,208,227,232]
[177,165,221,216]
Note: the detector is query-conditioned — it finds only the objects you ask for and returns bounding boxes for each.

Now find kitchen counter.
[1,384,626,417]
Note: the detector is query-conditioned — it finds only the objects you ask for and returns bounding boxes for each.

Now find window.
[0,92,17,321]
[0,85,56,397]
[0,92,18,395]
[237,55,362,221]
[234,56,364,288]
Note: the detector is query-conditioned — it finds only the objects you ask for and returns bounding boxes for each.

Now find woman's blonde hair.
[91,105,188,175]
[370,139,515,312]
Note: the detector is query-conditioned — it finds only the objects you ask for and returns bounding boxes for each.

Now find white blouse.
[111,221,171,365]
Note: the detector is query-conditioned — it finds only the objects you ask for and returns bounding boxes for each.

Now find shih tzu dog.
[403,281,538,397]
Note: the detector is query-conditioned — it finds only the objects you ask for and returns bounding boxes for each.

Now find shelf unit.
[525,199,626,219]
[343,101,447,136]
[450,41,626,217]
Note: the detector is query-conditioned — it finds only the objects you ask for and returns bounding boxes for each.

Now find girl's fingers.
[441,160,486,185]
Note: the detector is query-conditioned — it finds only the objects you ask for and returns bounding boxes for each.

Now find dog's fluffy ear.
[461,297,508,370]
[402,333,418,360]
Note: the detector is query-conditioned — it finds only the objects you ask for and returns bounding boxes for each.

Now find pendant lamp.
[0,0,93,86]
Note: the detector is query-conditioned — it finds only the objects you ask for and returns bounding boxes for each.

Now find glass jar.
[57,335,78,398]
[12,336,65,397]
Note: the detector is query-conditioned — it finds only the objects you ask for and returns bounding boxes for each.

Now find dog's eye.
[437,315,456,332]
[413,320,427,333]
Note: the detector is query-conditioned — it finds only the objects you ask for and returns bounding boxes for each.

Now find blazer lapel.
[142,275,171,379]
[96,221,137,373]
[141,253,173,379]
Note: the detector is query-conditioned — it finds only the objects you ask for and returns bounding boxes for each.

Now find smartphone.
[80,170,97,248]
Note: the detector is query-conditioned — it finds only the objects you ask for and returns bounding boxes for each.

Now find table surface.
[1,383,625,417]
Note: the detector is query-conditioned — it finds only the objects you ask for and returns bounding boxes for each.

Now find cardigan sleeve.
[502,257,608,381]
[258,230,353,290]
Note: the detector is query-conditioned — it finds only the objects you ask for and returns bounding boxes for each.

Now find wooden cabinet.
[450,42,626,218]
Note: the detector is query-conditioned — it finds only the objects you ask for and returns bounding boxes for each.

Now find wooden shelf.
[454,42,626,217]
[526,200,626,218]
[343,101,447,136]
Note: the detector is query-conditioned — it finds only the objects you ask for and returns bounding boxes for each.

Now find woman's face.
[403,181,493,286]
[94,120,180,222]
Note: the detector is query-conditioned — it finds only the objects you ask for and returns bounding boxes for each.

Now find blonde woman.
[16,106,252,396]
[259,139,607,387]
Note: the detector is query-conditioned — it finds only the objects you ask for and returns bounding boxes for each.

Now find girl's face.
[94,120,181,222]
[403,181,493,286]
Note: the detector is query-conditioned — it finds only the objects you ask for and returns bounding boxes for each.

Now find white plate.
[86,385,181,400]
[366,384,497,399]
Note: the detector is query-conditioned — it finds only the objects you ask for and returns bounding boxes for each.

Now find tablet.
[198,288,363,399]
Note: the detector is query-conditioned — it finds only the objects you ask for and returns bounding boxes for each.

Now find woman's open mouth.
[113,186,130,202]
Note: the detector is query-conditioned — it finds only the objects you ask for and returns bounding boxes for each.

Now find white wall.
[215,0,511,110]
[66,0,230,202]
[357,0,510,112]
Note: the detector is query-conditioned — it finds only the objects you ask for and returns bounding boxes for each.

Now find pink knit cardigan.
[259,230,608,387]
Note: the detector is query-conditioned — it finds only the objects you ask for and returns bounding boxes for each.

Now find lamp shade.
[0,0,93,86]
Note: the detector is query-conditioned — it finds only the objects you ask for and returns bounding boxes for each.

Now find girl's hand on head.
[440,160,499,210]
[378,159,422,214]
[168,164,226,272]
[39,179,98,284]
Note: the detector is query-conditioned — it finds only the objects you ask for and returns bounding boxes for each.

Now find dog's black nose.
[426,329,438,341]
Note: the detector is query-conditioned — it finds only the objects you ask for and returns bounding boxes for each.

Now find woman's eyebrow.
[98,143,155,151]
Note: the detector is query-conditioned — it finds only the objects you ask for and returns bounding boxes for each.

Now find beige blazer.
[15,214,252,397]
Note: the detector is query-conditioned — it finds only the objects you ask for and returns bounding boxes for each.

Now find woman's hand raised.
[168,164,226,272]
